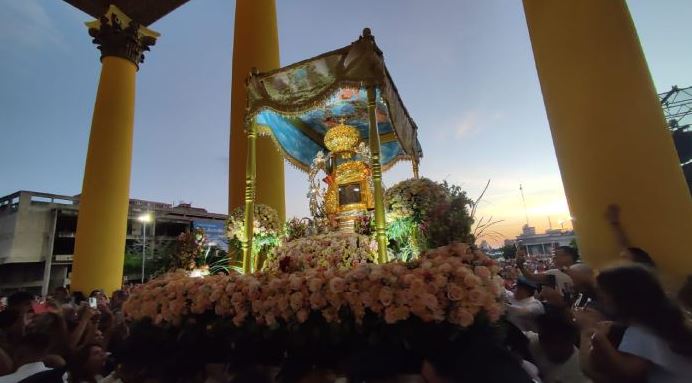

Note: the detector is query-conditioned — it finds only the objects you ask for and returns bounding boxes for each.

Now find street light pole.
[140,222,146,283]
[137,213,152,283]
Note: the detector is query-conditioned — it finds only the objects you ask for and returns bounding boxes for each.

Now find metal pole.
[140,222,146,283]
[242,122,257,273]
[367,85,388,263]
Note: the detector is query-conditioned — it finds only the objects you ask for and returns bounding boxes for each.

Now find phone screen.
[88,297,97,309]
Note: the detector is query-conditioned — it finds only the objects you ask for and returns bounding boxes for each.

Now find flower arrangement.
[385,177,448,222]
[353,213,374,236]
[124,242,503,329]
[264,232,376,273]
[226,204,283,270]
[385,178,474,260]
[169,228,207,271]
[285,217,310,242]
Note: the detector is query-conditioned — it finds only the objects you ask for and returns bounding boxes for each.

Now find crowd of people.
[0,205,691,383]
[0,288,129,382]
[498,205,692,383]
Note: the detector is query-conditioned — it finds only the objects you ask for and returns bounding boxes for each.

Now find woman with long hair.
[586,264,692,382]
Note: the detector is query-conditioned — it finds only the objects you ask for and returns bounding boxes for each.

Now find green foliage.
[426,182,474,248]
[500,244,517,259]
[385,216,420,262]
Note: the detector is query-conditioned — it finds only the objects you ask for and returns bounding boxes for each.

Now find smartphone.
[572,293,592,310]
[88,297,97,309]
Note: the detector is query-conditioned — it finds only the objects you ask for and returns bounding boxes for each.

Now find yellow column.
[229,0,285,221]
[367,86,388,263]
[523,0,692,279]
[71,7,158,294]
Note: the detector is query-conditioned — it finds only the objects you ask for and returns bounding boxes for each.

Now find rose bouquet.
[124,242,503,329]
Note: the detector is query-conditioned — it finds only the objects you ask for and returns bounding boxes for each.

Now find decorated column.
[367,86,388,263]
[229,0,285,221]
[523,0,692,280]
[71,6,158,294]
[242,123,257,273]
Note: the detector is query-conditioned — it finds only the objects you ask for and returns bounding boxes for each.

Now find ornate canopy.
[245,28,423,172]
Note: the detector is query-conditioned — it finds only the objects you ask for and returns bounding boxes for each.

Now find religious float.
[124,29,505,379]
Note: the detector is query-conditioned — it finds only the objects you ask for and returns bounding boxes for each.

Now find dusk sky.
[2,0,691,245]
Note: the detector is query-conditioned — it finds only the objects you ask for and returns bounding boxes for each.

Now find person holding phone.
[516,246,577,299]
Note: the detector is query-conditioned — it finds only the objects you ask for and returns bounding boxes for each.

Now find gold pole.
[229,0,285,221]
[367,85,388,263]
[523,0,692,280]
[71,7,158,294]
[242,122,257,273]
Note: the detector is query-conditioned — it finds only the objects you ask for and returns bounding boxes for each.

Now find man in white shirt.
[506,277,545,332]
[0,333,52,383]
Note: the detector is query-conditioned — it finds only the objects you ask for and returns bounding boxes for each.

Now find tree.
[500,244,517,259]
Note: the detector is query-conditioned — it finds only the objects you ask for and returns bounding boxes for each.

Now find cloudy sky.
[2,0,691,245]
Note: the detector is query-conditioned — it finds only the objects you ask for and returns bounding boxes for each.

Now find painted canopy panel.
[246,30,422,172]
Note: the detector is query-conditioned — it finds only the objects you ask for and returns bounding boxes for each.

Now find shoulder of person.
[619,325,671,364]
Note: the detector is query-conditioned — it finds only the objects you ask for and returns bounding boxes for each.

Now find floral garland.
[264,232,376,273]
[124,243,504,329]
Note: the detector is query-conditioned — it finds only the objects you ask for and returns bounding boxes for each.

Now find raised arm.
[605,204,631,250]
[515,249,550,285]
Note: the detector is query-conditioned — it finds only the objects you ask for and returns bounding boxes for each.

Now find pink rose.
[329,277,346,294]
[463,274,480,288]
[432,275,448,289]
[452,308,474,327]
[309,292,327,308]
[421,293,438,309]
[297,309,309,323]
[468,288,484,305]
[308,277,324,292]
[379,287,394,306]
[446,285,464,301]
[360,291,373,306]
[437,262,452,273]
[352,265,369,280]
[289,275,303,290]
[289,292,304,311]
[474,266,491,279]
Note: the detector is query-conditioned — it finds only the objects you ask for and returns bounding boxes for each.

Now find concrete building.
[0,191,227,295]
[513,224,576,256]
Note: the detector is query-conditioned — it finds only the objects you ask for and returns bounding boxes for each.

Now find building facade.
[0,191,227,295]
[505,225,577,257]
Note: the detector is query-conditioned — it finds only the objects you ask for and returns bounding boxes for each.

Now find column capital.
[86,5,159,69]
